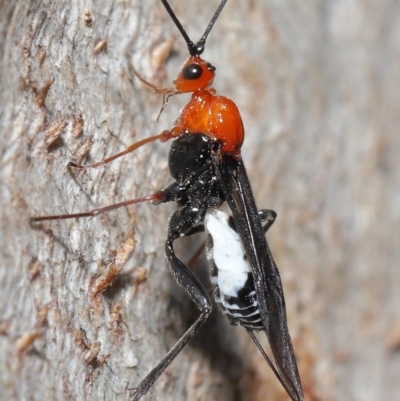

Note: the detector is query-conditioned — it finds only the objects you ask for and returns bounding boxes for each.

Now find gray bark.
[1,1,399,401]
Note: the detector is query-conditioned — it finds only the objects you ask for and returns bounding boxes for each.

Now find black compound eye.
[182,63,203,80]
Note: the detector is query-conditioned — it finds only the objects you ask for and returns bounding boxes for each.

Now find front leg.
[131,206,212,401]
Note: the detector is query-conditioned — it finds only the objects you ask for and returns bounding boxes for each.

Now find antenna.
[161,0,228,56]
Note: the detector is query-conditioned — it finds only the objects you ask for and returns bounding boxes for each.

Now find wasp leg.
[30,192,164,223]
[182,224,205,237]
[131,206,212,401]
[258,209,277,233]
[68,131,173,169]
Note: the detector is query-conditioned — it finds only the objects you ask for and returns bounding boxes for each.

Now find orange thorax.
[171,89,244,156]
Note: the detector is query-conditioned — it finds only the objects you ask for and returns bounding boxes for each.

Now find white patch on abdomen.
[204,209,250,298]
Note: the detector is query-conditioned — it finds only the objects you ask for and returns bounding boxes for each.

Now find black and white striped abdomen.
[204,209,264,331]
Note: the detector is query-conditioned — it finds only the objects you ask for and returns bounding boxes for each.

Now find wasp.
[32,1,304,400]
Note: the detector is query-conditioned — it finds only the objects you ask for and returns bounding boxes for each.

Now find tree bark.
[1,1,399,401]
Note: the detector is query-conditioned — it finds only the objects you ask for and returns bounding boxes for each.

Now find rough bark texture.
[1,1,399,401]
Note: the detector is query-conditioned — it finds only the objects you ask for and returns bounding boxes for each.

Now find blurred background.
[1,1,399,400]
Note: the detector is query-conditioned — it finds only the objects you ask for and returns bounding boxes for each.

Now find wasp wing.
[212,151,304,401]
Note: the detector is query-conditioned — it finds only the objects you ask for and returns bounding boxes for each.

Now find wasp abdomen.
[205,209,263,330]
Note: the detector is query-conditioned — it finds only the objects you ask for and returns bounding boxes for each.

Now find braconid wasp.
[31,1,304,400]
